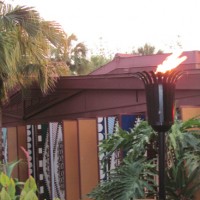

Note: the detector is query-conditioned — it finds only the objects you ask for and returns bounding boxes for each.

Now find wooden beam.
[17,126,28,181]
[63,120,80,200]
[78,119,99,199]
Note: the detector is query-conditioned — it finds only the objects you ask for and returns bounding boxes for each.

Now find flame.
[155,51,187,74]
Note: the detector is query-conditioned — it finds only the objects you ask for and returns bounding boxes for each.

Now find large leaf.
[90,118,200,200]
[166,159,200,199]
[0,188,11,200]
[23,176,37,193]
[100,121,155,161]
[7,178,15,200]
[21,190,38,200]
[88,159,156,200]
[3,160,21,178]
[0,173,10,187]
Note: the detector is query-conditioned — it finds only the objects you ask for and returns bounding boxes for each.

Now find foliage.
[0,173,38,200]
[50,33,88,75]
[0,2,69,104]
[88,158,156,200]
[100,121,155,161]
[86,54,112,74]
[86,36,113,74]
[133,43,163,55]
[88,118,200,200]
[166,159,200,200]
[166,118,200,199]
[0,160,62,200]
[50,34,113,75]
[0,160,21,178]
[88,121,157,200]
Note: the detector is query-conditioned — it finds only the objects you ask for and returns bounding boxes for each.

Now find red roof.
[90,51,200,75]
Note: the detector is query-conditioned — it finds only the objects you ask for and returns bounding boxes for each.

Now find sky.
[8,0,200,56]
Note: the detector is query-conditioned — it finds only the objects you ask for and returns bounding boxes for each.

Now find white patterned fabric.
[26,123,65,200]
[97,116,118,181]
[48,122,65,200]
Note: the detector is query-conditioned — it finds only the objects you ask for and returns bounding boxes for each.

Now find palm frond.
[1,5,40,36]
[40,20,65,47]
[0,2,69,103]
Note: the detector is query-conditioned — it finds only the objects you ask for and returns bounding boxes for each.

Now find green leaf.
[4,160,21,178]
[88,159,156,200]
[0,188,12,200]
[7,178,16,200]
[23,190,38,200]
[89,117,200,200]
[23,176,37,193]
[0,173,10,187]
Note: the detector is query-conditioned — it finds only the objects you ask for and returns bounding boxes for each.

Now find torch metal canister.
[137,70,183,132]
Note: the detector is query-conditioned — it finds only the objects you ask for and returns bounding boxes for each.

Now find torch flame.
[155,51,187,74]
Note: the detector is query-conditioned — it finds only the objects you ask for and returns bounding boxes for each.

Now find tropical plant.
[166,118,200,199]
[51,33,88,75]
[88,117,200,200]
[0,160,24,194]
[88,158,156,200]
[88,121,157,200]
[0,2,69,160]
[0,159,62,200]
[0,160,21,178]
[0,172,38,200]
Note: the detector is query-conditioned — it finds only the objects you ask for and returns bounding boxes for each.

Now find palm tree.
[51,33,88,75]
[0,2,68,161]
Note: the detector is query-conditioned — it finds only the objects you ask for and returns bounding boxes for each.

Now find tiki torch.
[137,52,187,200]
